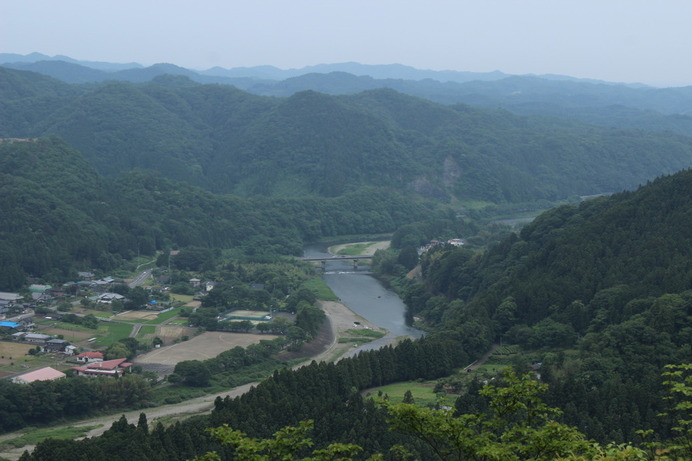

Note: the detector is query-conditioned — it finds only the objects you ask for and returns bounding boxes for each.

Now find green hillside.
[0,138,439,290]
[404,168,692,442]
[2,66,692,203]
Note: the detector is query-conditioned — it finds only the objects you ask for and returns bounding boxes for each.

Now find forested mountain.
[0,138,439,289]
[2,66,692,203]
[415,168,691,325]
[400,168,692,442]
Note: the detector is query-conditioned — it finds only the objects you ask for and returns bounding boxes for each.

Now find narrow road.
[463,343,499,371]
[129,323,142,337]
[128,269,152,288]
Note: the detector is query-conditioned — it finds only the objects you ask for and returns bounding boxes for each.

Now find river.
[304,245,424,355]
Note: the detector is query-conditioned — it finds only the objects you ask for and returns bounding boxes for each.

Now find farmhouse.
[29,284,51,293]
[96,292,125,304]
[21,332,52,344]
[75,351,104,363]
[0,292,22,302]
[45,338,70,352]
[11,366,66,384]
[72,357,132,377]
[0,293,22,311]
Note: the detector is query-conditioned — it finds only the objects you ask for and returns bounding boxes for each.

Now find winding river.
[304,245,424,355]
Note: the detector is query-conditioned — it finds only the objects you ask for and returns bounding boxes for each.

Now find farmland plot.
[134,331,278,376]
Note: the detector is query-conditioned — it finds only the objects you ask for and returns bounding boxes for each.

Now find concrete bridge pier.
[352,259,358,270]
[321,260,326,271]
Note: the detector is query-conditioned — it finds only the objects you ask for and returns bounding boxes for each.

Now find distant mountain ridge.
[5,52,692,139]
[2,65,692,204]
[0,53,514,83]
[0,52,142,71]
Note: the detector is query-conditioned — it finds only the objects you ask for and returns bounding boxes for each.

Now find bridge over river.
[301,255,373,269]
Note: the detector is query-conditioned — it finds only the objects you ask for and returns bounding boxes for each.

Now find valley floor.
[0,300,386,461]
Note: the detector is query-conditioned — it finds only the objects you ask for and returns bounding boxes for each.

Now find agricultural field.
[91,322,134,347]
[142,307,185,325]
[135,325,157,339]
[0,342,70,378]
[0,342,33,361]
[112,310,160,321]
[152,325,196,343]
[40,327,94,342]
[73,308,113,318]
[135,331,278,367]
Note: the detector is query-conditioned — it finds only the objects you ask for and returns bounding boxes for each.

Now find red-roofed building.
[72,358,132,377]
[12,366,66,384]
[75,351,104,363]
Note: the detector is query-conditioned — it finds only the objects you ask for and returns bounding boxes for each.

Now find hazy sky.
[3,0,692,86]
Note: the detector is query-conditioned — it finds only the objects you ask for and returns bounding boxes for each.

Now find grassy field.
[0,425,102,449]
[136,325,157,338]
[0,346,73,377]
[303,277,339,301]
[163,317,188,325]
[76,308,114,318]
[93,322,134,347]
[455,199,496,210]
[0,342,34,359]
[335,243,371,255]
[135,331,278,366]
[338,328,385,343]
[169,293,195,304]
[142,307,184,325]
[366,381,441,407]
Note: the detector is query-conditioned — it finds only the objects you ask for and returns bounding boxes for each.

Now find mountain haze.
[2,66,692,203]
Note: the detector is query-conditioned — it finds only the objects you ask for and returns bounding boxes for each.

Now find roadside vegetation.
[0,425,101,450]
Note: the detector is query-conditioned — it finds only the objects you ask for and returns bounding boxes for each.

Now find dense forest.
[394,169,692,444]
[0,138,442,289]
[5,63,692,290]
[2,66,692,202]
